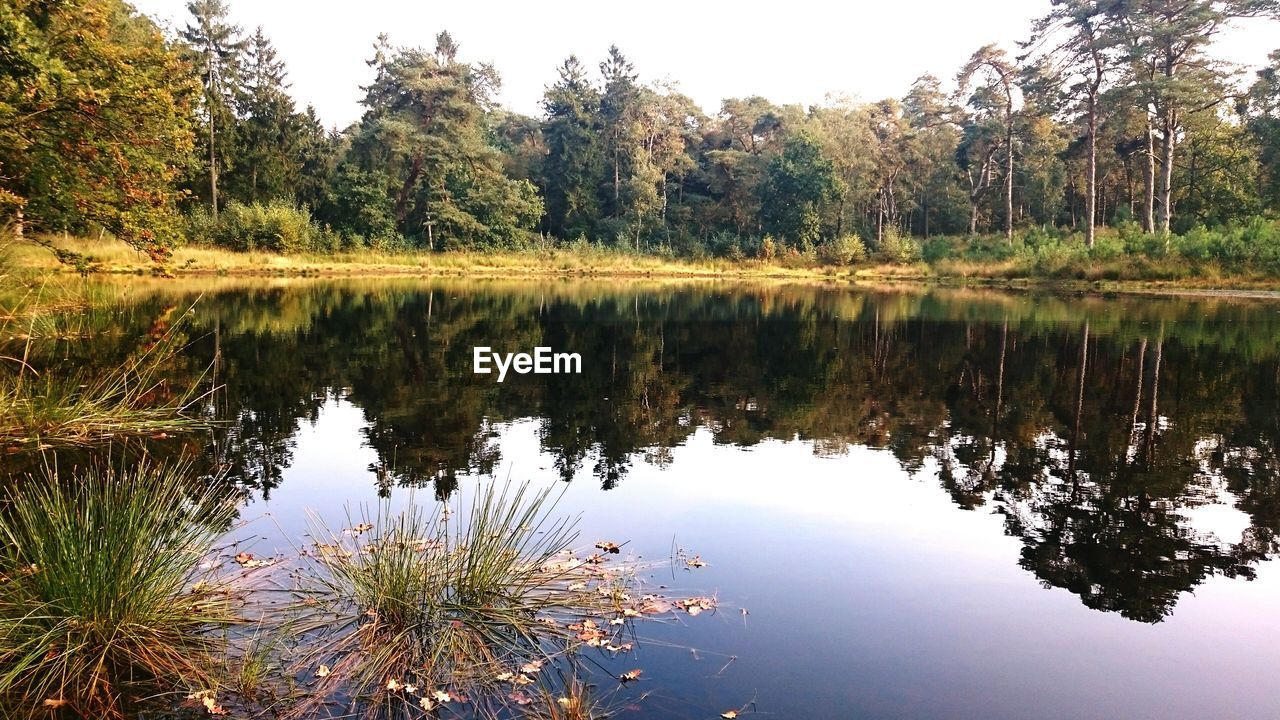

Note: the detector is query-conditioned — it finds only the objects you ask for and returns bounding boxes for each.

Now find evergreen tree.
[541,56,603,240]
[182,0,245,218]
[227,26,299,203]
[336,33,541,248]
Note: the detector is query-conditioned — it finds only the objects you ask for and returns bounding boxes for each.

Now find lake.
[8,278,1280,719]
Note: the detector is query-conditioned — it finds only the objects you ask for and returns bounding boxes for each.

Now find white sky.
[131,0,1279,130]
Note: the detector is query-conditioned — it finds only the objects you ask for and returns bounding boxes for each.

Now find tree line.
[2,0,1280,259]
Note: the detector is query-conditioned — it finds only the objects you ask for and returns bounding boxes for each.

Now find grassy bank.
[9,228,1280,292]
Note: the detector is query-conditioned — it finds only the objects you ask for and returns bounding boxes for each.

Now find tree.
[541,56,603,240]
[1033,0,1118,246]
[0,0,196,254]
[1112,0,1280,233]
[227,26,300,203]
[598,46,640,224]
[958,45,1021,242]
[182,0,245,218]
[1247,49,1280,211]
[903,75,966,237]
[760,132,838,248]
[337,33,541,248]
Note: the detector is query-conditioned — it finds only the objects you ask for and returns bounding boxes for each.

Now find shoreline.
[10,240,1280,300]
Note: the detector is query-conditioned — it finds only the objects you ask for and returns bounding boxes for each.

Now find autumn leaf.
[317,664,330,678]
[594,540,621,554]
[619,669,643,683]
[686,555,707,568]
[42,699,69,709]
[386,678,403,692]
[721,711,739,719]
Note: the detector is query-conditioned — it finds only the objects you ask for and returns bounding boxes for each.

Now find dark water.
[9,278,1280,719]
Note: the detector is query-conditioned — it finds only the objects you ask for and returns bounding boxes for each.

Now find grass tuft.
[286,481,673,719]
[0,459,243,718]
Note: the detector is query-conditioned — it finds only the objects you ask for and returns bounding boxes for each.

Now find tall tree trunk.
[1158,108,1175,235]
[1004,116,1014,244]
[1085,96,1098,248]
[1069,320,1090,479]
[1143,120,1156,233]
[208,60,219,220]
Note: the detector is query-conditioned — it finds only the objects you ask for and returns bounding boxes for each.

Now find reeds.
[0,459,243,718]
[285,482,663,719]
[0,301,212,449]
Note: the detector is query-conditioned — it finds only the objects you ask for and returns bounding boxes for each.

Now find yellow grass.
[10,236,854,281]
[10,236,1280,295]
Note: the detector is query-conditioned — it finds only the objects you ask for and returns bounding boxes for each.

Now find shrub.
[876,228,921,264]
[0,461,242,718]
[817,235,867,266]
[759,235,778,260]
[199,201,318,254]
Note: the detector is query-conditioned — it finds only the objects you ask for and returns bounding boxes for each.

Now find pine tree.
[541,56,603,240]
[182,0,244,218]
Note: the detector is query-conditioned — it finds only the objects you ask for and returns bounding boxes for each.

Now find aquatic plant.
[0,301,212,449]
[0,460,243,718]
[285,481,694,719]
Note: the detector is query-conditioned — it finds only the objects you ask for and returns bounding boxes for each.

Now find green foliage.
[196,201,318,253]
[287,482,662,719]
[0,0,196,255]
[761,132,838,248]
[876,227,921,264]
[0,460,241,719]
[817,234,868,266]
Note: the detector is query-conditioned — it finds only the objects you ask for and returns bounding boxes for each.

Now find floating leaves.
[316,664,331,678]
[619,669,643,683]
[722,712,739,719]
[685,555,707,569]
[187,691,227,716]
[594,540,621,554]
[232,552,275,569]
[675,596,717,616]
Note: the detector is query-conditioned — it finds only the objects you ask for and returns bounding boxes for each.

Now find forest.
[3,0,1280,272]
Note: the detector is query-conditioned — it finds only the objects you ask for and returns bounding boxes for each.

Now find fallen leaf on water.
[386,679,402,692]
[350,523,373,535]
[509,692,533,705]
[676,597,717,616]
[201,696,227,715]
[594,540,621,554]
[420,696,435,711]
[721,712,739,719]
[585,553,607,564]
[495,672,514,682]
[431,689,452,703]
[686,555,707,568]
[619,669,643,683]
[520,660,543,674]
[317,664,330,678]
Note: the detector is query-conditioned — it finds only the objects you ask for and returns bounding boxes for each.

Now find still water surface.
[13,279,1280,719]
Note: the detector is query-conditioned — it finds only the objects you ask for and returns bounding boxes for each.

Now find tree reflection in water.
[7,278,1280,623]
